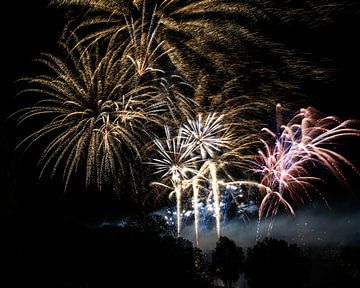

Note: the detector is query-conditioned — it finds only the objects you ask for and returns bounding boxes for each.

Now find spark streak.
[150,112,254,243]
[150,126,198,237]
[15,39,165,190]
[253,105,360,220]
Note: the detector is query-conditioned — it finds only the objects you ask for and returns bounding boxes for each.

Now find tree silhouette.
[245,238,310,288]
[194,247,213,286]
[211,236,244,288]
[73,215,215,288]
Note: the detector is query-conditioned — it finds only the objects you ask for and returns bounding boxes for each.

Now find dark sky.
[1,1,360,287]
[2,0,360,228]
[1,0,360,223]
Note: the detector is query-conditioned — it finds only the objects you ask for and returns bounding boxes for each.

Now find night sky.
[1,1,360,287]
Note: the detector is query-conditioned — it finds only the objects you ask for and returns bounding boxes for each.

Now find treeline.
[4,214,360,288]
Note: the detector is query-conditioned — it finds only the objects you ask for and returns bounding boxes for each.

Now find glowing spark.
[192,177,200,246]
[182,113,233,160]
[149,126,199,237]
[52,0,271,84]
[180,112,254,240]
[184,112,234,240]
[253,105,360,219]
[15,39,165,190]
[124,3,171,77]
[209,161,221,238]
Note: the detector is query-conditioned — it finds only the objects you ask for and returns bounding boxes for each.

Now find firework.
[182,113,233,160]
[149,126,199,237]
[15,38,166,191]
[189,112,260,241]
[149,113,229,242]
[52,0,271,85]
[18,1,252,197]
[157,75,196,121]
[51,0,344,121]
[182,112,233,240]
[124,3,172,77]
[150,112,257,244]
[123,9,196,120]
[253,105,360,219]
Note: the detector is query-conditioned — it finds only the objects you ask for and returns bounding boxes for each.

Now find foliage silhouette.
[245,238,311,288]
[211,236,244,288]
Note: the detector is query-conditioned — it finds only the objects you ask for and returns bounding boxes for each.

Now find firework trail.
[178,112,257,243]
[15,5,195,192]
[208,161,221,239]
[51,0,352,119]
[253,105,360,221]
[15,38,166,191]
[149,126,199,237]
[124,3,171,77]
[149,113,238,242]
[126,7,196,122]
[123,7,197,121]
[182,113,233,160]
[181,113,233,240]
[191,177,200,245]
[15,0,358,248]
[157,75,196,122]
[51,0,287,97]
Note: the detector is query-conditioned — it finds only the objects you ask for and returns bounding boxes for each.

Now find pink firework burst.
[253,105,360,219]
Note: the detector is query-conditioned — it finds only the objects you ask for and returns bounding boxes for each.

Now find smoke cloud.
[181,207,360,251]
